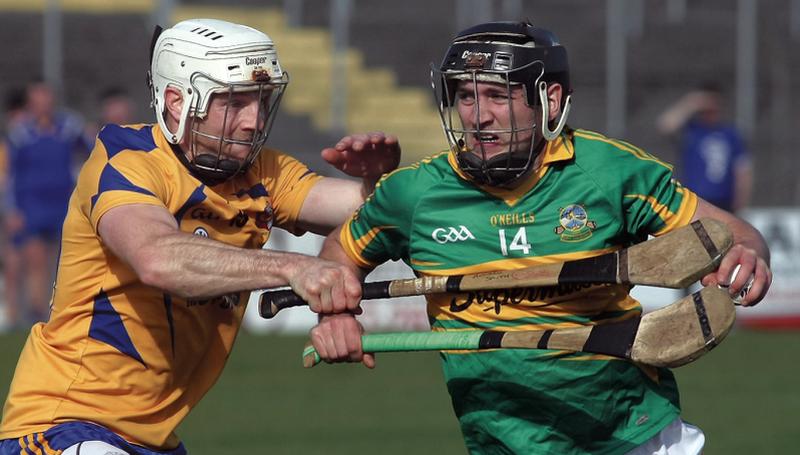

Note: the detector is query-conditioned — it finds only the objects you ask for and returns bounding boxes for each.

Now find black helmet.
[431,21,572,186]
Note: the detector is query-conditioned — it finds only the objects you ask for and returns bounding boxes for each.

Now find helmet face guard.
[185,71,288,183]
[431,21,572,187]
[431,62,544,187]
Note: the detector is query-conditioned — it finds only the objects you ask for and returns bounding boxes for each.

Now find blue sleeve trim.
[90,163,157,213]
[98,124,157,158]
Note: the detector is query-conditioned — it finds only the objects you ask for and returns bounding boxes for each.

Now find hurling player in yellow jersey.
[310,22,772,454]
[0,19,397,455]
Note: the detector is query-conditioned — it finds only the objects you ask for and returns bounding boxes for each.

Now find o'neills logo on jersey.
[554,204,597,242]
[490,211,535,227]
[432,225,475,244]
[245,55,269,66]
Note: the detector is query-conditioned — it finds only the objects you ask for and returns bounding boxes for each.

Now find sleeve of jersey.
[616,148,698,237]
[339,169,414,269]
[261,150,323,235]
[86,151,168,232]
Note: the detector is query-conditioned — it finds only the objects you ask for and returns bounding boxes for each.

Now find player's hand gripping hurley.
[259,218,732,318]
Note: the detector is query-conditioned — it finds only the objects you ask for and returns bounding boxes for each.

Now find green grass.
[0,329,798,454]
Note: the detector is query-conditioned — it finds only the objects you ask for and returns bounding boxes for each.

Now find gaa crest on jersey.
[554,204,596,242]
[431,225,476,244]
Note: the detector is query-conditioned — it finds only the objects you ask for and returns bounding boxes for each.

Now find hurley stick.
[260,218,732,319]
[302,286,736,368]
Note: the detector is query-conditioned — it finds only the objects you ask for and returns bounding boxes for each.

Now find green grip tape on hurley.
[301,330,486,368]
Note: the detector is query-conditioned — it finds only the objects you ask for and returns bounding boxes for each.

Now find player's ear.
[163,86,184,124]
[546,83,563,122]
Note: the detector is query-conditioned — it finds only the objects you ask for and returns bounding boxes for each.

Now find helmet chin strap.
[457,139,545,188]
[538,81,571,141]
[161,88,195,144]
[193,154,242,172]
[170,144,244,186]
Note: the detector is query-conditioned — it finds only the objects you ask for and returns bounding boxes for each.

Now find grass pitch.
[0,328,797,454]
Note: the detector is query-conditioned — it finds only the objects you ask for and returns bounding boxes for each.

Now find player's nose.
[239,100,260,131]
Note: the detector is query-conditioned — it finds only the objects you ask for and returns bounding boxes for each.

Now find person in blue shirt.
[1,87,28,329]
[4,80,93,323]
[657,83,752,213]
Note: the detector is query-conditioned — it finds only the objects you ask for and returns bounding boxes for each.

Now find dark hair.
[99,86,130,102]
[4,87,26,112]
[27,76,47,88]
[697,81,722,95]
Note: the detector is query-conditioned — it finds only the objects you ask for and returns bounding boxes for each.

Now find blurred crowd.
[0,81,134,331]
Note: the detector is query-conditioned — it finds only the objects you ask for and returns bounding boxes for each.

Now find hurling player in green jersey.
[310,21,771,454]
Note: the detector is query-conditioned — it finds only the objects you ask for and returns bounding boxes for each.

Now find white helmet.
[148,18,289,183]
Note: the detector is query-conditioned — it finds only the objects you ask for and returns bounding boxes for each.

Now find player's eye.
[456,91,475,105]
[488,91,510,104]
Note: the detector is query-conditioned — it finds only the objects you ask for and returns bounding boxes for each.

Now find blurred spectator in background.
[0,88,27,176]
[99,86,135,126]
[0,87,28,330]
[4,79,93,324]
[657,82,752,213]
[83,86,136,152]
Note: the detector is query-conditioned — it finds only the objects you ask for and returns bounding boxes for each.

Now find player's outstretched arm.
[692,198,772,306]
[297,132,400,236]
[98,203,362,313]
[310,225,376,367]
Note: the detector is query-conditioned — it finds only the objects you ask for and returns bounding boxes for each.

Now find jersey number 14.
[498,227,532,256]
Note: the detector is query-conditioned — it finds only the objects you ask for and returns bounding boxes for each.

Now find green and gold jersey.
[340,129,698,454]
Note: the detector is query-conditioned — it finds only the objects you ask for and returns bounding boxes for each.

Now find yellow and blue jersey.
[0,124,321,450]
[340,128,698,454]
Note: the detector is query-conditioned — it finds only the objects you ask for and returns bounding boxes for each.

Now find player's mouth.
[472,133,501,147]
[470,133,506,153]
[474,132,500,144]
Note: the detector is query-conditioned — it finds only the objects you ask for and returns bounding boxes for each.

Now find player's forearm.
[320,225,369,280]
[296,177,365,235]
[693,200,769,264]
[135,231,310,299]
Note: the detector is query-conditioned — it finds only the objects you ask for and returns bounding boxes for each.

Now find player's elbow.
[136,259,168,290]
[133,249,181,293]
